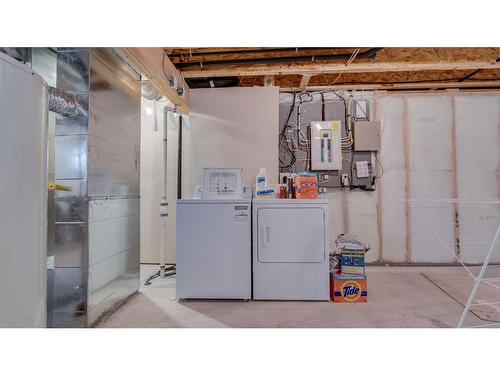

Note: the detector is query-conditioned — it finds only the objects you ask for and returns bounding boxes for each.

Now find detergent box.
[340,247,365,275]
[293,173,318,199]
[331,273,367,303]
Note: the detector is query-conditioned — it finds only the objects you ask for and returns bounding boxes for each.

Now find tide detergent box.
[340,248,365,275]
[331,274,367,303]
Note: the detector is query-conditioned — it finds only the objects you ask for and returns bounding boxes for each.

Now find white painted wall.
[139,87,278,264]
[188,87,280,188]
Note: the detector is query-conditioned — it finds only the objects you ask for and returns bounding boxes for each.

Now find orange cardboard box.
[293,175,318,199]
[331,273,367,303]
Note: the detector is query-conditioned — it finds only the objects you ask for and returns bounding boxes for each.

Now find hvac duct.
[0,52,48,327]
[48,48,141,327]
[141,80,163,101]
[48,86,87,118]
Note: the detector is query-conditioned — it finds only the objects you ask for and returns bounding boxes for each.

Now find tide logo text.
[341,281,362,301]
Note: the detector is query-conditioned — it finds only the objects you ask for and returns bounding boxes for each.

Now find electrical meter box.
[311,121,342,170]
[201,168,243,200]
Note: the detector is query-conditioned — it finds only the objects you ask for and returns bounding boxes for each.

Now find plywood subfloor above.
[166,48,500,91]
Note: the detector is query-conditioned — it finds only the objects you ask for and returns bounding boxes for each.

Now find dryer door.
[257,207,326,263]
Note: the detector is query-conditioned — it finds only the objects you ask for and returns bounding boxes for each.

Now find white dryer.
[252,199,329,300]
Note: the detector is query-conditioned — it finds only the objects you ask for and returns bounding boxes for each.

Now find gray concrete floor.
[97,265,500,328]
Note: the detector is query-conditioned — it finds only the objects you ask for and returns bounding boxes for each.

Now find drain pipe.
[159,106,170,277]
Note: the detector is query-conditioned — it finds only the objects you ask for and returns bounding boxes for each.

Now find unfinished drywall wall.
[188,87,279,189]
[376,95,406,263]
[406,96,455,263]
[375,91,500,264]
[455,95,500,263]
[279,90,500,264]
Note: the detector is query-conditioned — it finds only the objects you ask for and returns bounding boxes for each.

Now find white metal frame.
[406,198,500,328]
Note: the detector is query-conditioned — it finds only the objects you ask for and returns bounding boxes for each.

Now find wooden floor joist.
[279,80,500,92]
[299,74,312,90]
[177,48,500,80]
[181,61,500,78]
[162,48,500,92]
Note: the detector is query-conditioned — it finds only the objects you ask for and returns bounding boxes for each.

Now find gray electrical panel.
[354,121,381,151]
[279,92,378,191]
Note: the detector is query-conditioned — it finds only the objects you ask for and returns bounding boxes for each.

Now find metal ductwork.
[141,80,163,101]
[186,77,240,89]
[48,48,141,328]
[48,86,87,118]
[0,48,31,63]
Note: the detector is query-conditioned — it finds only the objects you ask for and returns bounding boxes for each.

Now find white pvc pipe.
[159,105,169,277]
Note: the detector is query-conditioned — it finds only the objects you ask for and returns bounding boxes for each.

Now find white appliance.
[0,52,48,327]
[253,199,330,300]
[176,198,251,299]
[176,168,251,299]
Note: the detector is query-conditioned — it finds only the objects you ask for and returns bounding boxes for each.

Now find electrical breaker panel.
[311,121,342,170]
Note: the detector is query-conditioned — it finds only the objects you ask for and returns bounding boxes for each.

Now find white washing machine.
[176,168,252,299]
[176,198,252,299]
[252,199,330,300]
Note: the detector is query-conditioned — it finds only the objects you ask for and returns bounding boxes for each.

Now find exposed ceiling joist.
[280,80,500,92]
[299,74,312,90]
[181,61,500,78]
[117,48,190,113]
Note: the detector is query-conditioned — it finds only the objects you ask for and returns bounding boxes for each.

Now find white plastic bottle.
[256,168,268,192]
[256,167,275,197]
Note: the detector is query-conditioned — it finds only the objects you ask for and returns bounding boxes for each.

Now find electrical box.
[354,121,381,151]
[354,100,369,121]
[355,161,370,178]
[311,121,342,170]
[201,168,243,200]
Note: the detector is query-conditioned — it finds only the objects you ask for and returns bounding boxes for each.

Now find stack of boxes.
[331,245,368,303]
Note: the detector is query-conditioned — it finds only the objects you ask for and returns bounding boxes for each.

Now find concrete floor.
[97,265,500,328]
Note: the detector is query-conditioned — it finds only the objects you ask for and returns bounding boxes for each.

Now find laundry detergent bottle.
[256,168,273,197]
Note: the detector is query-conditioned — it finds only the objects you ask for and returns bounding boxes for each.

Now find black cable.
[144,265,176,286]
[320,93,326,121]
[279,92,297,170]
[350,184,375,192]
[330,91,349,136]
[311,90,349,136]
